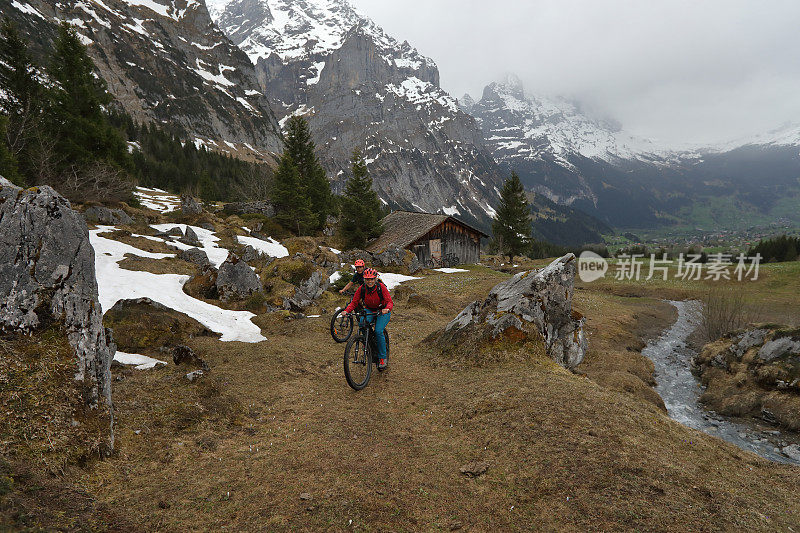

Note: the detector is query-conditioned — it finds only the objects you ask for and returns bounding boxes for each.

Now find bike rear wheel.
[330,308,354,343]
[344,335,371,390]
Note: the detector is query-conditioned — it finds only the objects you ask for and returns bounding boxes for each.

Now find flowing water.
[642,300,800,465]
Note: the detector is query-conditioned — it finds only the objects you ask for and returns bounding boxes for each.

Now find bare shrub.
[699,287,764,342]
[57,162,133,204]
[232,164,273,201]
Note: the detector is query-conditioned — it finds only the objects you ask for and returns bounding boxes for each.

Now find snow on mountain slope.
[3,0,283,158]
[711,122,800,152]
[208,0,504,229]
[463,74,674,169]
[206,0,436,86]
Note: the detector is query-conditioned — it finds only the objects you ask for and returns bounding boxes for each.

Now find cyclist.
[341,268,393,369]
[339,259,366,294]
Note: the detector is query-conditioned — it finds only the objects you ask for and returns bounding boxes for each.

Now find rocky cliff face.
[0,180,115,449]
[3,0,283,158]
[207,0,505,230]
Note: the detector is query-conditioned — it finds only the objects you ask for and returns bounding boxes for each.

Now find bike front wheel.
[330,308,354,343]
[344,335,371,390]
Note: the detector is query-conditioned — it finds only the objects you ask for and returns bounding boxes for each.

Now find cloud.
[349,0,800,145]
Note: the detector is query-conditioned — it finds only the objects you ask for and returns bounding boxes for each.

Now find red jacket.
[344,282,393,313]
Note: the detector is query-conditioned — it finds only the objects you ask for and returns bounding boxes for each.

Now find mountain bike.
[343,310,390,391]
[330,307,354,343]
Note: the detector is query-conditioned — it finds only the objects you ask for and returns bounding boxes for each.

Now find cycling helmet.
[354,259,365,267]
[363,268,378,279]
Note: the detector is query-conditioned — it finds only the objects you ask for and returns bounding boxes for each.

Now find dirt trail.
[84,270,800,531]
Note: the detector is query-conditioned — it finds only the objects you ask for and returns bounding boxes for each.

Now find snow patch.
[11,0,45,18]
[152,223,230,267]
[236,235,288,258]
[379,272,420,290]
[306,61,325,85]
[91,227,265,343]
[114,351,166,370]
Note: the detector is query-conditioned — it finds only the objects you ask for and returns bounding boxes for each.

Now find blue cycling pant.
[360,311,391,359]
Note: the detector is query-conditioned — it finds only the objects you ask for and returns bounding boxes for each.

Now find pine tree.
[272,152,315,235]
[491,171,532,260]
[284,115,332,229]
[0,18,44,185]
[340,148,384,249]
[784,241,798,262]
[0,115,22,185]
[48,23,130,173]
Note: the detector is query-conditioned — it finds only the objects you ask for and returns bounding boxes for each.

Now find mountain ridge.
[3,0,284,159]
[466,75,800,230]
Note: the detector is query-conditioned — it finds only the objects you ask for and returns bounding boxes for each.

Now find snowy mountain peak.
[206,0,436,73]
[472,75,665,164]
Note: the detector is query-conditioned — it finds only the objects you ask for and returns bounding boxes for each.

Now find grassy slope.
[68,262,800,531]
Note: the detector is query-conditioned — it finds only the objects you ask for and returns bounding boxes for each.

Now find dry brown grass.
[7,260,800,530]
[117,255,200,276]
[0,328,124,530]
[57,265,800,531]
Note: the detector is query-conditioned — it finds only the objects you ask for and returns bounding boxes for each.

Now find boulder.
[758,337,800,362]
[222,201,275,217]
[240,244,276,266]
[783,444,800,462]
[216,253,262,301]
[339,249,370,266]
[181,195,202,216]
[0,183,114,448]
[166,226,184,238]
[442,254,587,369]
[372,244,407,268]
[180,225,202,246]
[184,266,219,300]
[172,345,209,370]
[83,205,133,225]
[179,247,211,268]
[694,326,800,430]
[284,269,330,311]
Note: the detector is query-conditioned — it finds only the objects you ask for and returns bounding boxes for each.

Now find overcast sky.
[348,0,800,146]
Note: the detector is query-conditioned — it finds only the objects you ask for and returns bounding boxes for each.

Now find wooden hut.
[366,211,488,267]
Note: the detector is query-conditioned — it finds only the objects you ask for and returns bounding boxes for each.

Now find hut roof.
[366,210,488,252]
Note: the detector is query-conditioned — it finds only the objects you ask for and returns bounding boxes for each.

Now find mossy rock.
[261,278,296,307]
[426,319,548,368]
[104,298,219,356]
[267,257,316,286]
[283,236,318,257]
[184,268,219,300]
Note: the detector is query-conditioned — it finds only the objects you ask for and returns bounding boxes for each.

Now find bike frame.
[354,310,380,357]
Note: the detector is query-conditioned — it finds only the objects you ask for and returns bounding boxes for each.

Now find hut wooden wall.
[409,220,481,266]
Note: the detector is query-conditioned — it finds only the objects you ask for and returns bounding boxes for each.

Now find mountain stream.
[642,300,800,465]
